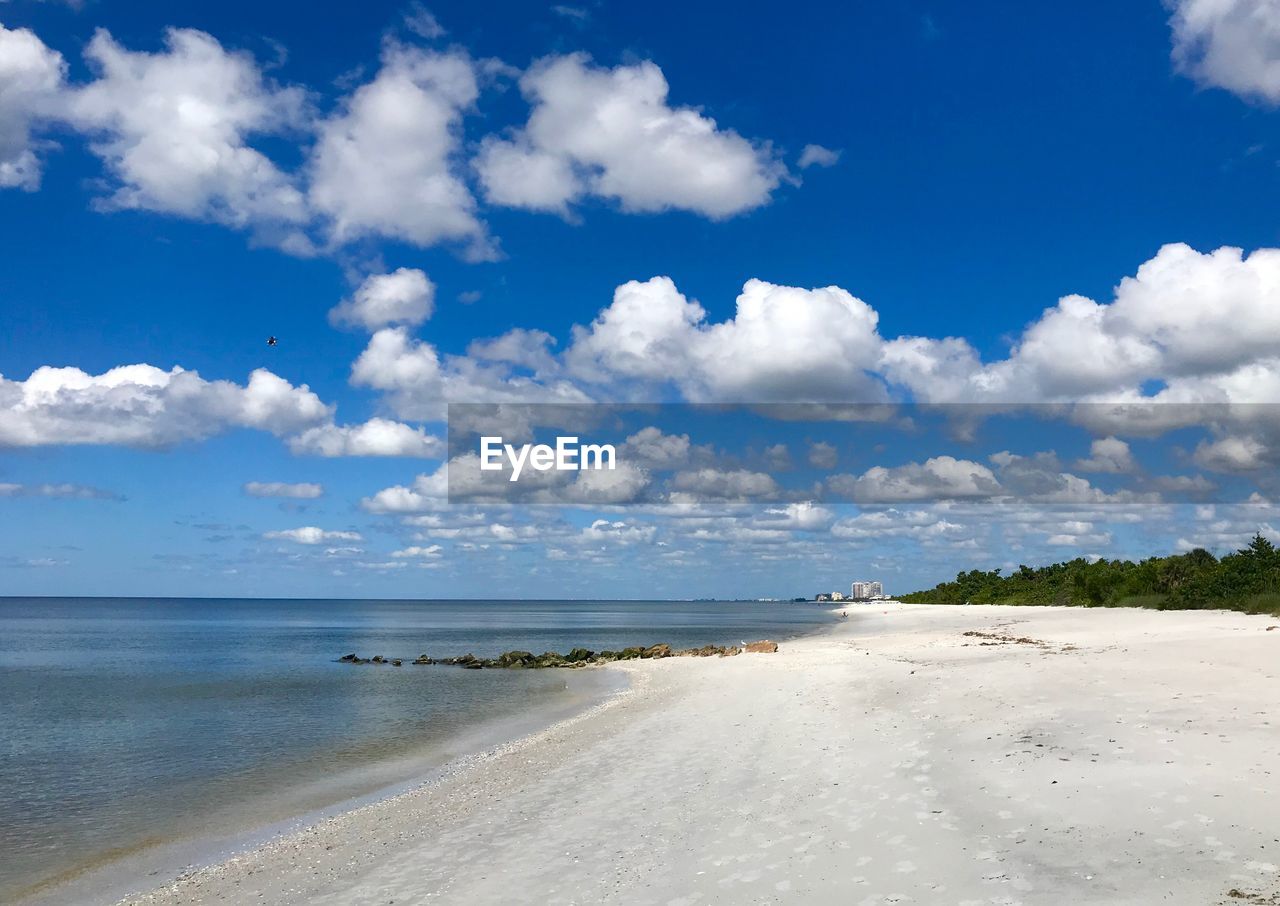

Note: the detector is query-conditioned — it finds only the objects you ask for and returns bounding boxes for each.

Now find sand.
[118,603,1280,906]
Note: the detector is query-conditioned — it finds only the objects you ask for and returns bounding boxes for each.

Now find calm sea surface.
[0,597,834,901]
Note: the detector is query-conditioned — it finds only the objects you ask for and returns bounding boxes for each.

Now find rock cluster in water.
[337,641,778,668]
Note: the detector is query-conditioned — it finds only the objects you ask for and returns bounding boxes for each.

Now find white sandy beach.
[119,603,1279,906]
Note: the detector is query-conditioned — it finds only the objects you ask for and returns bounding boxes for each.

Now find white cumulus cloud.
[329,268,436,331]
[1074,437,1137,474]
[580,519,656,545]
[1167,0,1280,103]
[476,53,786,219]
[565,276,884,401]
[880,244,1280,406]
[669,467,780,501]
[288,417,444,458]
[308,43,492,257]
[0,23,66,191]
[66,28,310,244]
[390,544,443,558]
[0,364,331,448]
[828,456,1001,503]
[264,526,362,544]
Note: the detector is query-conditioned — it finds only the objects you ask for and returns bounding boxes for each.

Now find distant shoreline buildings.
[850,580,883,600]
[814,580,887,603]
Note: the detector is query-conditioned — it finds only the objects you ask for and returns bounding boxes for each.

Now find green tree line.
[899,534,1280,615]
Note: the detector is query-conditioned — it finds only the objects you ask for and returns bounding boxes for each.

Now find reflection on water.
[0,597,834,899]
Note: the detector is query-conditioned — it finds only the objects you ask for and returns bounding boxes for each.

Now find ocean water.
[0,597,835,902]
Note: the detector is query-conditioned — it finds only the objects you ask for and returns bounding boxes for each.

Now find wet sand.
[120,603,1279,905]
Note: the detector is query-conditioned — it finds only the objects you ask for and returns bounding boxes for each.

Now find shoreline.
[31,602,1280,904]
[15,613,833,906]
[14,667,629,906]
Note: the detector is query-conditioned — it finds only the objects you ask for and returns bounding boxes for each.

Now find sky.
[3,0,1280,598]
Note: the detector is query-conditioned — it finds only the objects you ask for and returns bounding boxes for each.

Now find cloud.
[0,364,331,448]
[243,481,324,499]
[580,518,655,545]
[542,460,650,504]
[622,426,692,469]
[1194,434,1270,471]
[332,243,1280,441]
[881,244,1280,405]
[6,556,67,568]
[403,4,446,39]
[669,467,780,501]
[390,544,443,558]
[1167,0,1280,103]
[552,5,590,21]
[1173,502,1280,550]
[828,456,1001,503]
[476,53,786,219]
[758,501,835,531]
[807,441,838,469]
[6,23,806,257]
[1073,436,1137,474]
[308,43,493,257]
[329,268,436,331]
[1045,529,1113,547]
[797,144,841,169]
[762,443,792,470]
[287,417,444,458]
[1148,473,1216,494]
[360,465,448,514]
[264,526,362,544]
[565,276,883,401]
[0,23,66,191]
[989,450,1153,504]
[832,507,973,544]
[473,137,578,215]
[466,328,558,372]
[350,326,590,421]
[0,481,120,499]
[66,28,310,246]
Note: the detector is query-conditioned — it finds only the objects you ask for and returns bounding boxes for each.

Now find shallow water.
[0,597,834,900]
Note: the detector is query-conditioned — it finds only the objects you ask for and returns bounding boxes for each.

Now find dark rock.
[678,644,727,657]
[496,650,536,668]
[534,651,566,668]
[338,639,774,671]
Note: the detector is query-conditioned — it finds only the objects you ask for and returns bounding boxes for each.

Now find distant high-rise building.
[850,580,884,600]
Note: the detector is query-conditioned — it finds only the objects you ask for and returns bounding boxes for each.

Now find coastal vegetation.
[900,534,1280,616]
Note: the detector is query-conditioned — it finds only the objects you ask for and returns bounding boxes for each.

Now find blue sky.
[3,0,1280,598]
